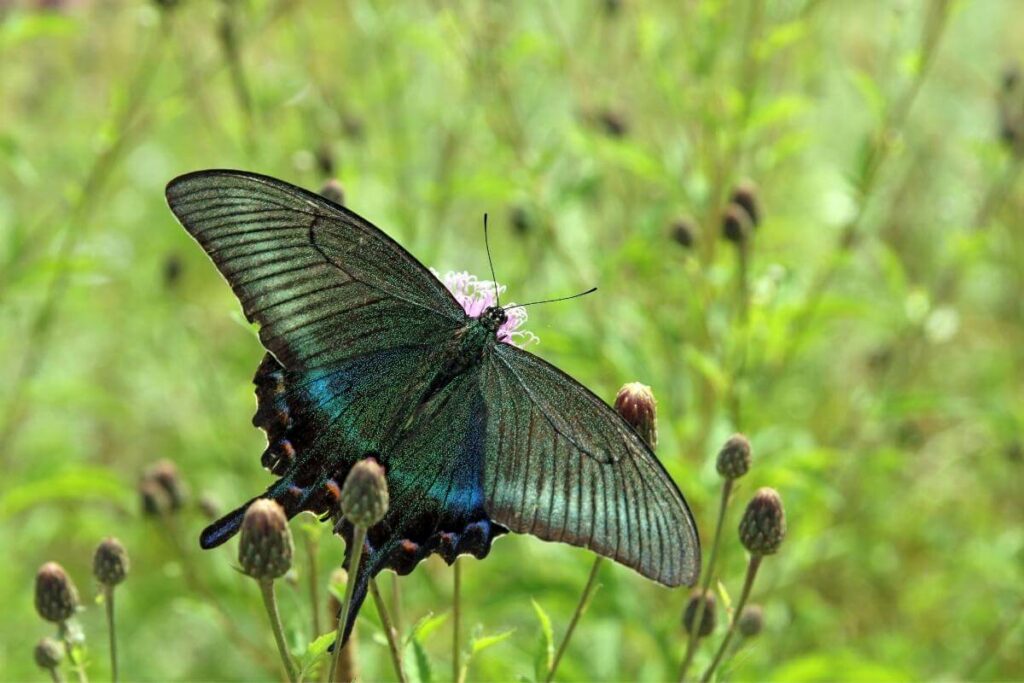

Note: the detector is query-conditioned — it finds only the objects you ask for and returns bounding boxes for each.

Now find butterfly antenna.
[483,213,501,308]
[504,287,598,310]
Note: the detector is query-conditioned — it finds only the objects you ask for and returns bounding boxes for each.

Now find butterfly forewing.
[165,170,465,370]
[483,344,700,587]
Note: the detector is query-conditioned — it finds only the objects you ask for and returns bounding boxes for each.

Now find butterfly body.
[165,170,700,644]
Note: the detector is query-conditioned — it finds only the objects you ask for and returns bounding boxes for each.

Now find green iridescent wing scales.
[165,170,465,371]
[483,344,700,587]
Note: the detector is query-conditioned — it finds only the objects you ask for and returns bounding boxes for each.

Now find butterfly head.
[479,305,508,334]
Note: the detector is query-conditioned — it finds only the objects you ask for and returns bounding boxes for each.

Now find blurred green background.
[2,0,1023,680]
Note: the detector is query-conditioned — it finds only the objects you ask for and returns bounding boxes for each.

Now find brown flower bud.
[669,218,697,249]
[722,203,752,244]
[730,180,761,227]
[144,460,187,511]
[614,382,658,449]
[34,637,63,671]
[93,537,129,587]
[139,479,171,517]
[341,458,389,528]
[35,562,79,623]
[739,487,786,555]
[239,499,293,580]
[320,179,345,206]
[716,434,752,480]
[738,604,764,637]
[682,590,716,637]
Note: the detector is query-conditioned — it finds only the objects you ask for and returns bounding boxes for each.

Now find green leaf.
[0,468,130,520]
[406,637,432,683]
[471,629,515,655]
[531,599,554,682]
[296,632,336,681]
[408,611,449,644]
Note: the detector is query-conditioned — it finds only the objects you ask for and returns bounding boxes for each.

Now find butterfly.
[165,170,700,643]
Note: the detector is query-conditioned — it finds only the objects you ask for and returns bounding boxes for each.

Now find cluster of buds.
[139,459,188,517]
[999,64,1024,155]
[679,431,788,681]
[721,180,762,245]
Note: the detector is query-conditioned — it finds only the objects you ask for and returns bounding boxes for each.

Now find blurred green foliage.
[2,0,1023,680]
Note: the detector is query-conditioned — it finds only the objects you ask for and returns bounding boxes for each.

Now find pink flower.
[432,269,538,348]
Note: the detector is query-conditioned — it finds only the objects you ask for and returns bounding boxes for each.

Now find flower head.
[739,487,786,555]
[93,537,130,587]
[432,269,538,348]
[35,562,79,623]
[239,499,293,580]
[341,458,389,528]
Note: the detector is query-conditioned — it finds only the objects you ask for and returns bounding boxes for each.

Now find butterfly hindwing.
[482,343,700,587]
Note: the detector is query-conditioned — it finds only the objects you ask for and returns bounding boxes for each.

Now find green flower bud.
[93,537,129,587]
[716,434,752,480]
[239,499,293,580]
[614,382,658,449]
[739,487,786,555]
[35,562,79,623]
[341,458,389,528]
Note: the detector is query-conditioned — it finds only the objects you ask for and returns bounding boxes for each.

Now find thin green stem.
[103,586,118,683]
[329,527,366,683]
[47,667,63,683]
[453,558,462,683]
[370,579,408,683]
[679,478,734,682]
[391,573,403,636]
[259,579,298,683]
[699,555,763,683]
[59,623,88,683]
[306,535,323,638]
[546,557,604,683]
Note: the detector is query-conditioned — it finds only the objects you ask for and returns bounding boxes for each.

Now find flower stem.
[329,526,366,683]
[47,667,64,683]
[699,555,763,683]
[306,534,324,638]
[103,586,118,683]
[679,478,734,682]
[259,579,298,683]
[453,558,462,683]
[391,573,403,636]
[546,557,603,683]
[370,578,408,683]
[60,623,88,683]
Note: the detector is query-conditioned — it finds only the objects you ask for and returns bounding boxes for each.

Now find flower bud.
[730,180,761,227]
[341,458,389,528]
[198,492,221,520]
[738,604,764,637]
[510,204,533,236]
[614,382,658,449]
[669,218,696,249]
[144,460,187,511]
[35,562,79,623]
[239,499,293,580]
[320,179,346,206]
[739,487,786,555]
[715,434,752,480]
[139,479,171,517]
[596,109,628,138]
[93,537,129,587]
[34,637,63,671]
[682,590,716,637]
[722,203,752,244]
[316,143,336,177]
